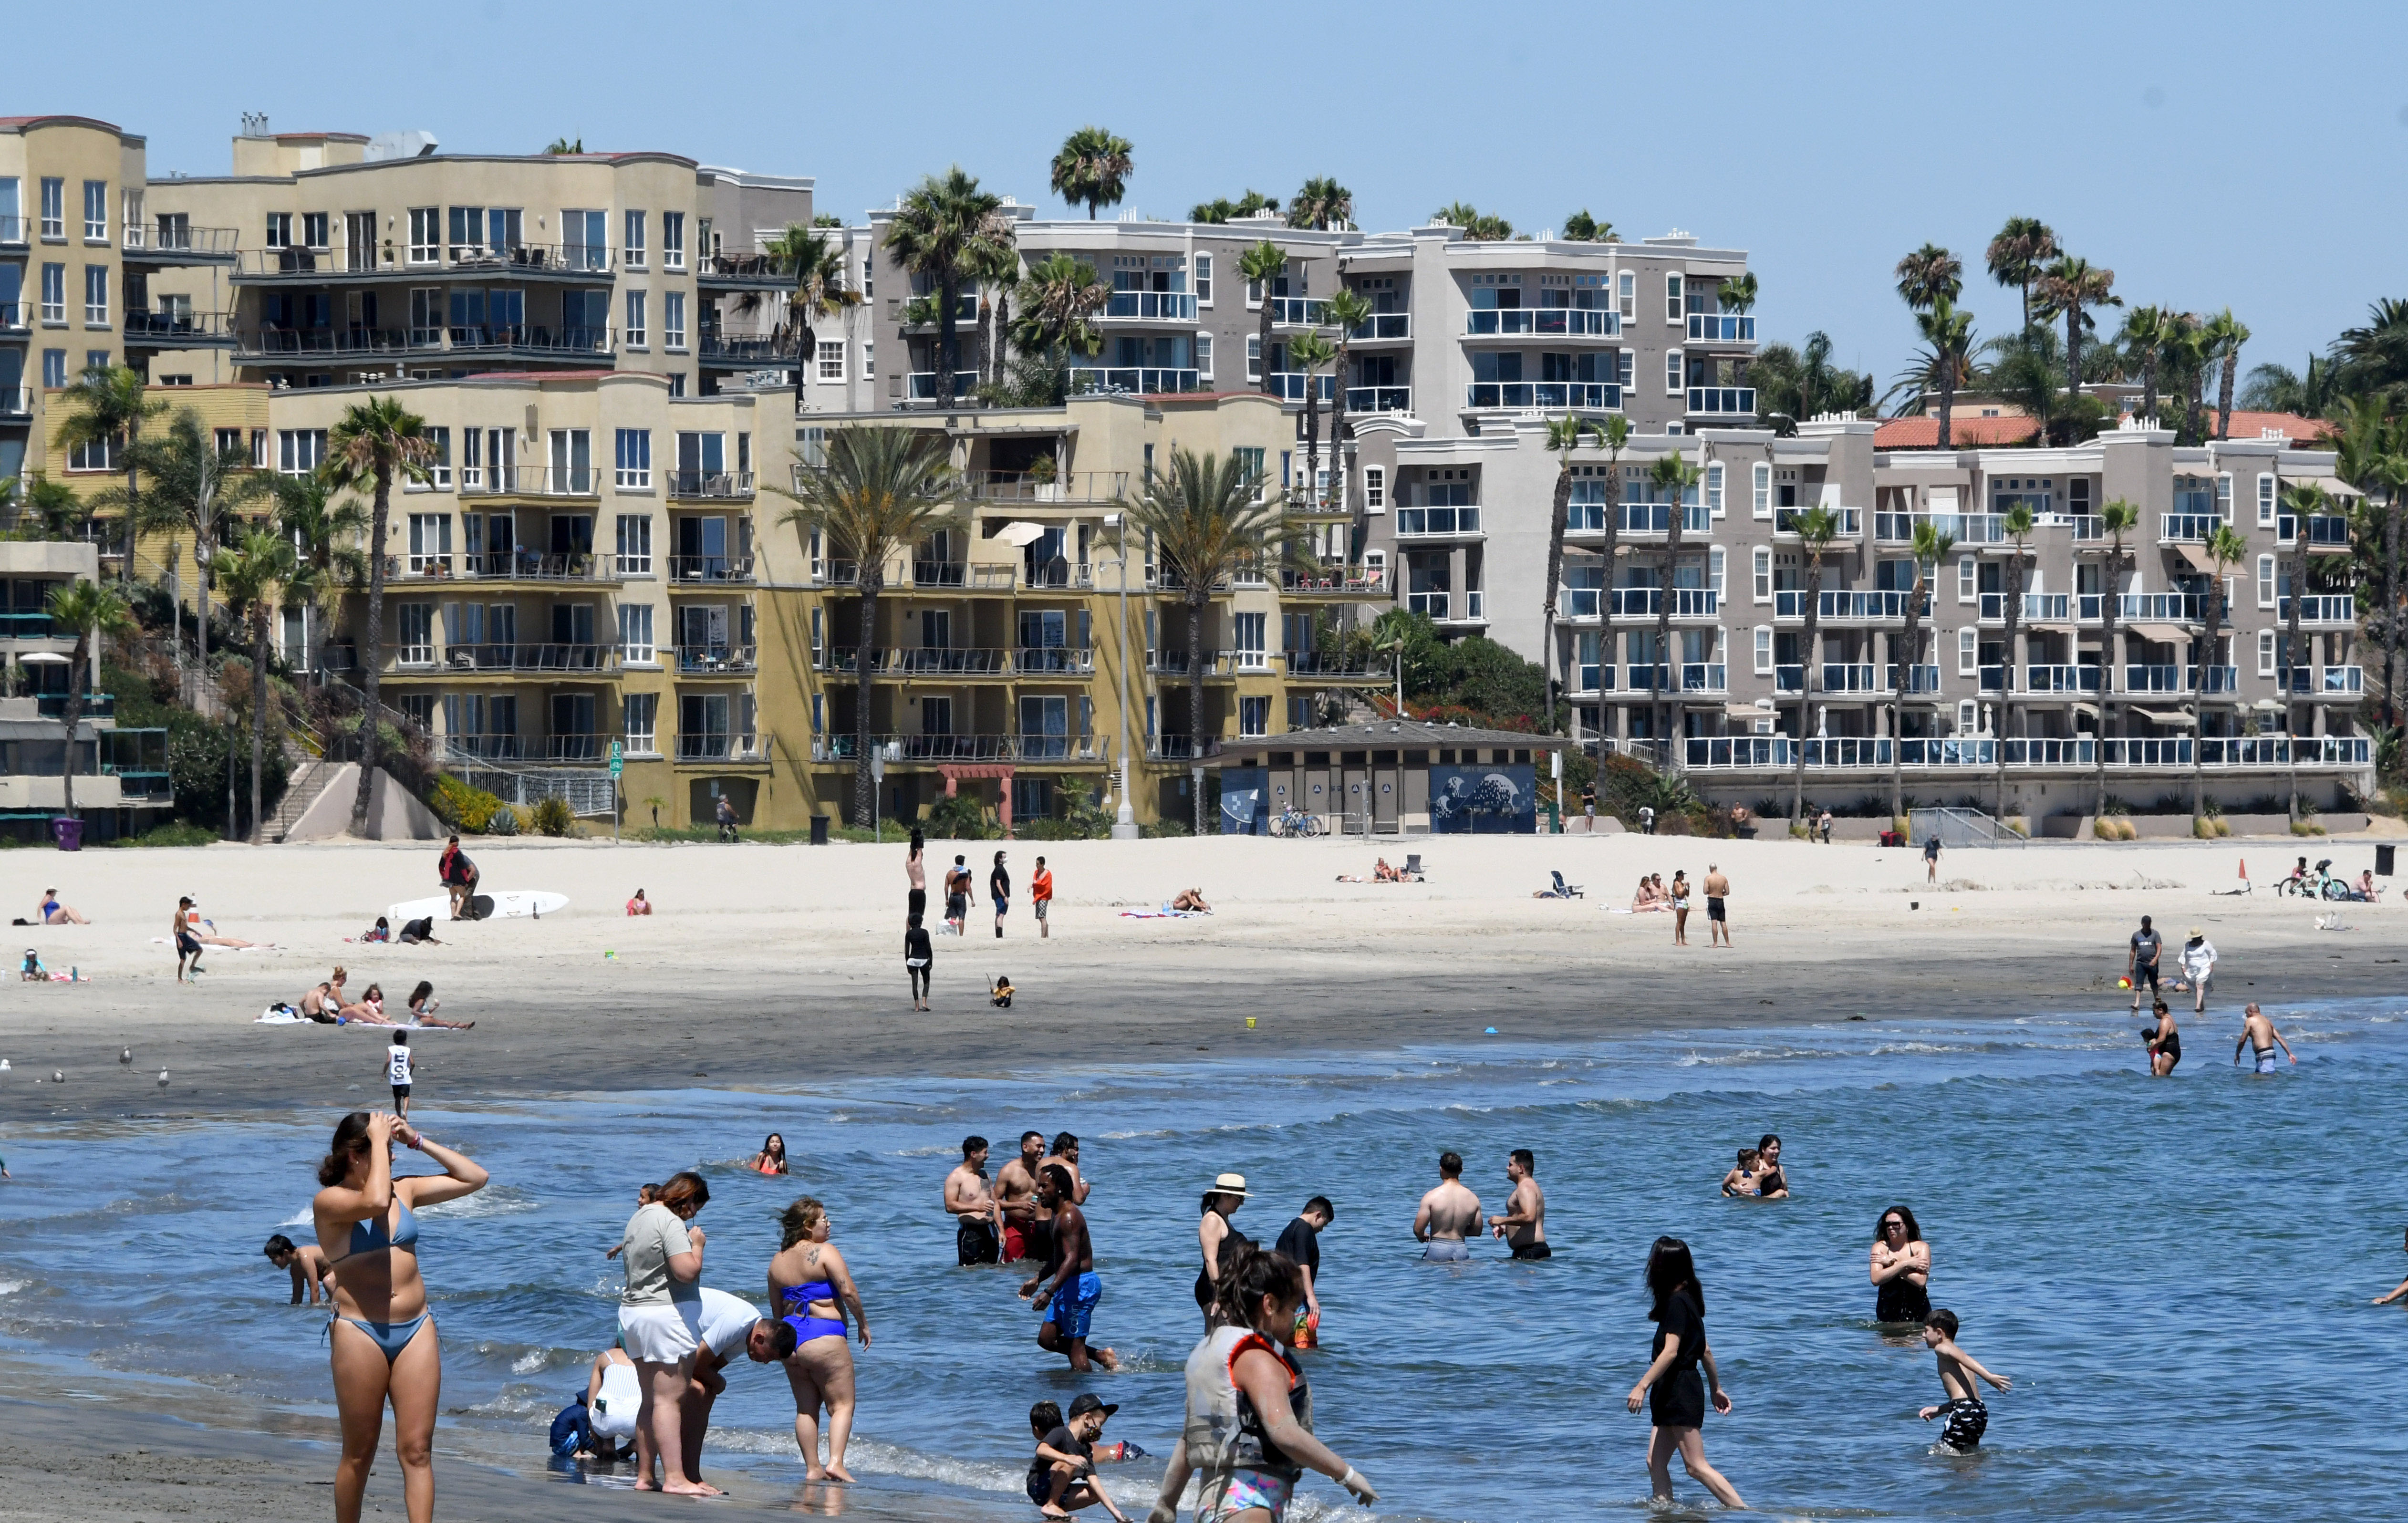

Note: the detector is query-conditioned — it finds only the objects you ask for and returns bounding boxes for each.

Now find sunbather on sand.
[404,979,476,1030]
[1336,860,1405,884]
[337,985,397,1025]
[299,981,341,1022]
[1171,888,1212,912]
[1632,876,1667,912]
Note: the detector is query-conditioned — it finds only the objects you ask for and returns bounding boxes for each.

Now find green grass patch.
[109,819,223,848]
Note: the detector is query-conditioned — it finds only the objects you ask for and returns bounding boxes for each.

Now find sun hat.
[1208,1171,1252,1198]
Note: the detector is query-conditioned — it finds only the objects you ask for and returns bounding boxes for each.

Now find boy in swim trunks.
[1918,1307,2011,1450]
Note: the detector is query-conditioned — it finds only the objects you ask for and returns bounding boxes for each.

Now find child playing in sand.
[992,974,1016,1009]
[1025,1394,1132,1520]
[1720,1148,1764,1197]
[1917,1308,2011,1450]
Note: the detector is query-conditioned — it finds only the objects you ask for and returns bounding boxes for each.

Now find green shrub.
[1143,816,1193,838]
[109,819,221,849]
[530,795,575,837]
[925,791,996,839]
[485,801,521,835]
[428,774,505,833]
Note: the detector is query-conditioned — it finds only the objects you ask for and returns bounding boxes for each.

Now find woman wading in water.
[1193,1172,1254,1329]
[1870,1205,1931,1324]
[312,1111,489,1523]
[1626,1235,1744,1510]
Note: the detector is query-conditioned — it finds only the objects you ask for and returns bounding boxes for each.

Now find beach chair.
[1401,853,1424,881]
[1550,870,1585,899]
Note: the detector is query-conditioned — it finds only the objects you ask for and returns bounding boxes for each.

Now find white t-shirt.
[387,1045,412,1085]
[693,1286,763,1358]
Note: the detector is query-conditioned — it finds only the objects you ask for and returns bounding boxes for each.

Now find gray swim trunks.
[1422,1240,1471,1263]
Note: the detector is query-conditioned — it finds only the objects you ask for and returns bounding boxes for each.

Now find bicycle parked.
[1268,807,1326,839]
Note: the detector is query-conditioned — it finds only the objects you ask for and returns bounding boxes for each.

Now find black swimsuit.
[1876,1272,1931,1324]
[1194,1223,1255,1314]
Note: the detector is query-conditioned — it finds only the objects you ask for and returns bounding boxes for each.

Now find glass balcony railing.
[2117,593,2203,622]
[2277,665,2365,694]
[905,371,982,400]
[1349,313,1410,340]
[1267,296,1328,325]
[1103,290,1196,320]
[2160,513,2223,542]
[1266,372,1336,402]
[1068,366,1199,395]
[1465,308,1615,335]
[2276,594,2355,623]
[2277,514,2352,547]
[1773,507,1861,537]
[1465,381,1619,410]
[1685,313,1756,342]
[1687,386,1755,415]
[2022,664,2103,694]
[1617,502,1709,534]
[1344,385,1412,414]
[1774,589,1921,619]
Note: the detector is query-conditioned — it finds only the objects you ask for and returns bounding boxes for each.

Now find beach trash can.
[51,816,83,851]
[810,815,830,846]
[2378,844,2395,877]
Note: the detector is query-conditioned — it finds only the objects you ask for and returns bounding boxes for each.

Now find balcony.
[1891,663,1943,694]
[2023,664,2103,694]
[1582,587,1719,619]
[0,611,63,641]
[1067,365,1200,395]
[0,300,25,333]
[1349,313,1411,341]
[1465,381,1619,411]
[0,215,25,247]
[964,469,1128,503]
[2124,664,2212,693]
[666,470,754,500]
[459,465,605,499]
[1687,386,1756,416]
[33,692,115,720]
[122,223,238,260]
[2276,594,2355,624]
[408,642,622,674]
[1774,506,1862,538]
[675,644,758,675]
[0,386,31,420]
[667,554,756,585]
[1022,559,1093,590]
[1618,502,1708,535]
[385,549,620,584]
[236,324,614,363]
[231,241,614,280]
[676,732,768,763]
[829,647,1000,677]
[1976,592,2069,622]
[1267,296,1328,326]
[1015,646,1097,676]
[1284,651,1396,680]
[1103,290,1197,321]
[1266,372,1336,402]
[2277,665,2365,695]
[1280,564,1391,597]
[1623,663,1727,694]
[1772,663,1883,694]
[1395,506,1482,538]
[122,310,237,347]
[2160,512,2223,543]
[2277,513,2352,548]
[2117,593,2202,622]
[1151,648,1232,677]
[1433,591,1487,624]
[903,371,983,401]
[1464,309,1616,336]
[1685,313,1756,343]
[1344,385,1412,414]
[1775,589,1918,620]
[696,252,803,290]
[544,734,612,762]
[697,334,803,367]
[823,733,1101,764]
[1674,734,2373,772]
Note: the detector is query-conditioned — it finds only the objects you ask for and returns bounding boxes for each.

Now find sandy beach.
[1,827,2400,1519]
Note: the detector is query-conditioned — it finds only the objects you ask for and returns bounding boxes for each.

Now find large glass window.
[82,181,107,241]
[615,428,652,489]
[39,177,64,239]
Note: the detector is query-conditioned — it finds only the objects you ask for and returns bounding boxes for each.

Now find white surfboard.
[388,890,570,924]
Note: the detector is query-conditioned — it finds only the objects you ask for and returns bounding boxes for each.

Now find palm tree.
[2277,483,2330,819]
[1237,240,1287,398]
[964,212,1021,391]
[1542,414,1608,722]
[772,428,960,826]
[1648,454,1703,760]
[1594,415,1632,733]
[1189,191,1279,223]
[1286,178,1353,231]
[761,224,861,416]
[544,136,583,155]
[1993,504,2038,821]
[2333,297,2408,398]
[2192,524,2247,832]
[1717,273,1758,314]
[15,476,91,540]
[322,396,435,832]
[1893,243,1962,312]
[2118,306,2177,423]
[1753,332,1874,434]
[1891,521,1956,823]
[2174,317,2216,444]
[2206,308,2250,439]
[884,167,1002,408]
[1786,506,1841,823]
[270,470,369,694]
[1561,210,1615,242]
[2034,255,2118,397]
[1049,127,1133,219]
[50,363,167,579]
[1286,329,1337,506]
[1009,253,1109,368]
[43,579,134,820]
[128,410,269,683]
[2090,498,2139,819]
[1118,448,1293,830]
[1914,297,1977,447]
[1322,287,1374,521]
[2377,447,2408,733]
[214,526,298,843]
[2239,353,2341,418]
[1983,217,2058,332]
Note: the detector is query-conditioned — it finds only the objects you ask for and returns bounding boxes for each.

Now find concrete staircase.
[269,756,341,843]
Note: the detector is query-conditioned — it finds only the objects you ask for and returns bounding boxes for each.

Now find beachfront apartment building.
[0,538,169,839]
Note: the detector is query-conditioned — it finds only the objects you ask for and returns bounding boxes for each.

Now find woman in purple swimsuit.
[766,1197,871,1482]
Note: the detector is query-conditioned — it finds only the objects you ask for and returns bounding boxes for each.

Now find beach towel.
[1119,906,1209,919]
[152,938,276,951]
[256,1005,308,1025]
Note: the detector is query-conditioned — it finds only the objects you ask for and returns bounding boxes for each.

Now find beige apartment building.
[0,537,170,839]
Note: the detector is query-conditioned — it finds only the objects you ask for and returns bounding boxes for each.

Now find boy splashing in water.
[1918,1308,2011,1450]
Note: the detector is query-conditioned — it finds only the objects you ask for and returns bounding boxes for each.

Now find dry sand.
[1,827,2400,1517]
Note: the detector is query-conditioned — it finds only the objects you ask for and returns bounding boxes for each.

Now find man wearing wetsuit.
[2126,915,2163,1011]
[1487,1149,1549,1260]
[2233,1003,2297,1073]
[995,1131,1048,1262]
[1021,1165,1118,1371]
[1412,1151,1482,1262]
[438,835,480,920]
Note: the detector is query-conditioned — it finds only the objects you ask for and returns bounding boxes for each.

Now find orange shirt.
[1031,869,1054,903]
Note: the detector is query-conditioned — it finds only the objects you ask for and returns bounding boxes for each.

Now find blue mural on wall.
[1218,767,1267,834]
[1428,764,1536,834]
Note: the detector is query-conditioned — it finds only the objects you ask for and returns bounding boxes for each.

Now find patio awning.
[1723,703,1771,720]
[2135,707,2196,727]
[2125,622,2192,644]
[993,521,1049,548]
[14,652,70,664]
[2294,475,2362,498]
[2173,542,2223,573]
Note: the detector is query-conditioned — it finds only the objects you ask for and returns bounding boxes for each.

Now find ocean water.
[2,1001,2406,1521]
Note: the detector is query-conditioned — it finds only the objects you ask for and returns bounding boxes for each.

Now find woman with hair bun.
[311,1109,488,1523]
[766,1195,870,1482]
[616,1170,716,1495]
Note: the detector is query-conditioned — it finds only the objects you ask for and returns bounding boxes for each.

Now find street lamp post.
[1108,512,1139,839]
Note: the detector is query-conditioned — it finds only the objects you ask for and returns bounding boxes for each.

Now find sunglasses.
[1882,1220,1906,1232]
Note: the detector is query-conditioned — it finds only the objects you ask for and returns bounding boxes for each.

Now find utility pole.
[1109,512,1139,839]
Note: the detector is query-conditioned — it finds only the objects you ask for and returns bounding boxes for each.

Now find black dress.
[1194,1222,1256,1314]
[1649,1290,1708,1429]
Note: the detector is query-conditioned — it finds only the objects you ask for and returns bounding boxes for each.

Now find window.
[2257,474,2276,527]
[279,429,327,474]
[1665,272,1683,322]
[562,208,607,270]
[83,265,107,325]
[1754,625,1774,674]
[40,263,64,322]
[1239,694,1270,737]
[661,211,685,269]
[663,291,685,349]
[1665,349,1682,394]
[83,180,106,242]
[623,692,658,752]
[623,290,646,347]
[1617,269,1635,321]
[1365,465,1385,511]
[1195,252,1213,304]
[616,513,653,575]
[303,212,328,249]
[408,208,439,263]
[1246,333,1261,383]
[1957,699,1978,734]
[623,210,646,267]
[619,603,655,663]
[215,427,244,456]
[2257,629,2277,675]
[1710,544,1726,597]
[67,432,114,472]
[667,372,685,398]
[397,603,435,663]
[87,347,110,372]
[40,177,64,239]
[1958,626,1977,675]
[1957,555,1975,602]
[422,426,452,488]
[816,341,844,381]
[406,513,452,571]
[1195,332,1213,381]
[2216,473,2232,521]
[1753,546,1772,602]
[548,428,593,492]
[1753,462,1772,518]
[42,349,66,387]
[2257,553,2275,608]
[264,211,291,249]
[1233,612,1267,669]
[1706,461,1724,517]
[615,428,652,490]
[861,341,872,378]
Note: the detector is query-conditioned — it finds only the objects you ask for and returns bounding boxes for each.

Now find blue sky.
[30,1,2406,396]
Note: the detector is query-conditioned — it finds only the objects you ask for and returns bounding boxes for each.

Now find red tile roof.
[1873,414,2041,449]
[2217,410,2334,443]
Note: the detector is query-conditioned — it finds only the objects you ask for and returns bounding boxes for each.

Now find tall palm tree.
[1049,127,1133,219]
[1189,191,1279,223]
[1286,329,1337,505]
[1322,287,1374,522]
[1716,273,1758,314]
[884,167,1002,407]
[2034,255,2118,396]
[270,470,369,695]
[1431,202,1512,240]
[1914,297,1977,447]
[128,410,269,684]
[1009,253,1108,370]
[2192,524,2247,832]
[1993,504,2037,821]
[964,211,1022,391]
[50,363,167,580]
[2333,296,2408,398]
[2207,308,2250,439]
[1891,521,1957,823]
[2090,498,2139,819]
[1983,217,2058,332]
[214,526,297,844]
[1237,240,1287,398]
[1786,506,1841,823]
[1648,454,1703,760]
[2277,483,2330,820]
[2118,306,2177,423]
[762,224,862,416]
[1893,243,1962,312]
[771,427,960,827]
[1542,414,1608,722]
[2377,447,2408,732]
[2175,318,2216,445]
[323,396,435,831]
[1118,448,1293,830]
[1286,178,1354,231]
[1593,415,1632,735]
[1561,210,1615,242]
[43,578,134,820]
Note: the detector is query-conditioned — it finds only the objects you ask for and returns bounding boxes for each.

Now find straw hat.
[1207,1172,1252,1198]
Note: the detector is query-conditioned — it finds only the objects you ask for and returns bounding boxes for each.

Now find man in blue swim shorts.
[1020,1164,1118,1371]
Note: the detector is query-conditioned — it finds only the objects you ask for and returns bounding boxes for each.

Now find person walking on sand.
[1924,833,1941,884]
[947,1136,1005,1266]
[715,793,739,842]
[1817,807,1834,844]
[1703,865,1732,948]
[1669,870,1692,946]
[1032,855,1055,940]
[1626,1235,1744,1510]
[904,914,934,1009]
[1581,783,1596,830]
[767,1197,871,1482]
[1487,1149,1549,1260]
[2180,927,2217,1013]
[991,850,1013,938]
[2234,1002,2297,1073]
[945,855,971,937]
[907,828,927,924]
[2126,915,2164,1012]
[1413,1151,1482,1262]
[387,1032,414,1119]
[1022,1164,1118,1371]
[174,896,206,981]
[1916,1308,2012,1451]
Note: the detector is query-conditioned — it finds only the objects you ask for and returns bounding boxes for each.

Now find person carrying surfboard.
[439,836,482,921]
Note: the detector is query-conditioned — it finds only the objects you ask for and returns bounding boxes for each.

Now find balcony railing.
[963,469,1129,503]
[1584,587,1718,619]
[2277,665,2365,694]
[124,223,238,255]
[666,470,754,499]
[1349,313,1410,341]
[2276,594,2355,623]
[2023,664,2103,694]
[697,334,802,365]
[1774,506,1862,537]
[2117,593,2203,622]
[237,324,613,360]
[1676,735,2372,770]
[1281,564,1391,595]
[0,387,31,419]
[1068,365,1200,394]
[416,642,622,673]
[1344,385,1412,414]
[1267,297,1328,325]
[1466,381,1619,410]
[0,215,26,246]
[1687,386,1756,415]
[1017,646,1098,676]
[1892,663,1943,693]
[1266,372,1337,402]
[1151,648,1231,677]
[1395,508,1482,537]
[675,644,758,674]
[1022,559,1092,590]
[386,550,618,582]
[1976,592,2069,622]
[2277,513,2352,547]
[457,465,605,498]
[904,370,983,400]
[1465,309,1615,336]
[122,310,237,342]
[0,612,63,640]
[821,733,1100,763]
[2160,512,2223,542]
[0,301,25,331]
[1284,651,1397,679]
[1104,290,1197,321]
[1436,590,1487,622]
[232,241,614,277]
[668,554,756,583]
[1685,313,1756,342]
[1618,502,1708,534]
[1775,589,1918,620]
[700,251,805,280]
[677,733,766,762]
[543,734,608,762]
[1621,663,1727,694]
[33,693,115,720]
[1772,664,1883,694]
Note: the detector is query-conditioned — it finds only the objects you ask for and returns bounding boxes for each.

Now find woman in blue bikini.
[312,1110,488,1523]
[766,1197,871,1482]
